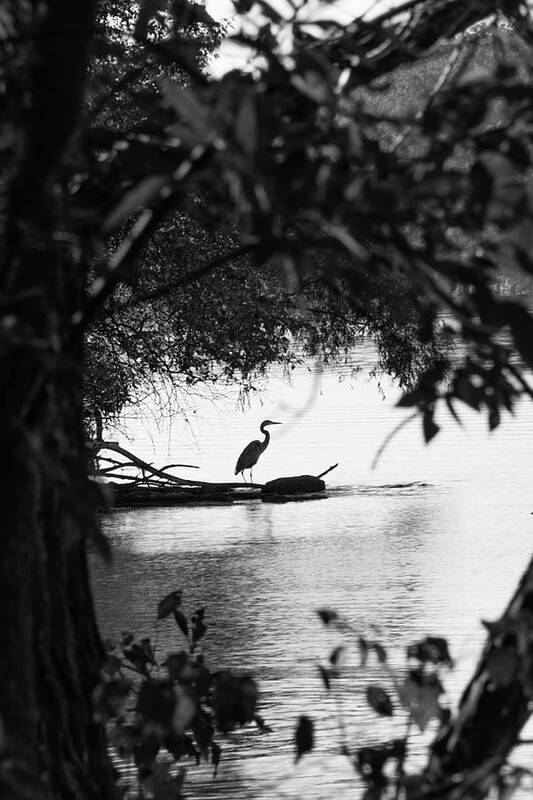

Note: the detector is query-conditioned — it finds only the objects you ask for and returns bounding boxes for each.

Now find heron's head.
[261,419,282,428]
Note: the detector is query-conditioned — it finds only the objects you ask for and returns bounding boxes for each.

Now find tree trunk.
[0,2,115,798]
[425,555,533,795]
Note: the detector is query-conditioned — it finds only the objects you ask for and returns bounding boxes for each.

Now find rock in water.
[262,475,325,495]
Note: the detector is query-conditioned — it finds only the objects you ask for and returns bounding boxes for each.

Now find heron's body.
[234,420,281,481]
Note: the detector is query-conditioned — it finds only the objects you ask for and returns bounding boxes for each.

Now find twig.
[372,411,419,470]
[316,463,338,479]
[159,462,199,471]
[94,443,199,484]
[124,244,254,309]
[395,717,412,800]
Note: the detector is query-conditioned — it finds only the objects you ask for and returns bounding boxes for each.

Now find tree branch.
[125,243,256,309]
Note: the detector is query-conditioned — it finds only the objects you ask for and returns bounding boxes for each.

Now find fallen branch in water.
[91,441,207,485]
[90,440,262,489]
[90,442,339,507]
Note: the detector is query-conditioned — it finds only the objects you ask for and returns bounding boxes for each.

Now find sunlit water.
[90,339,533,799]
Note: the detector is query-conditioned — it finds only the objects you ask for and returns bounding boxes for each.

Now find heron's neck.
[260,424,270,447]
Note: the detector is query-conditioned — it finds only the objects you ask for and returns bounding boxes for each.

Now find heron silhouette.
[234,420,282,483]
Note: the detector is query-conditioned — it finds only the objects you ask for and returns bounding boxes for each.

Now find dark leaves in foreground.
[123,638,156,674]
[356,739,406,785]
[399,669,444,731]
[316,608,338,626]
[174,609,189,638]
[366,685,393,717]
[136,679,176,732]
[407,636,453,667]
[211,741,222,777]
[212,672,258,732]
[157,590,183,620]
[295,715,314,762]
[191,606,207,648]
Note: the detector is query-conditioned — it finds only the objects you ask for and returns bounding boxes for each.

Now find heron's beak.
[271,421,282,425]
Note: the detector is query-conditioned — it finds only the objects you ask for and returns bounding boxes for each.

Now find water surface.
[91,342,533,798]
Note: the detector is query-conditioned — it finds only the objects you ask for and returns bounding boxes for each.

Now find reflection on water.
[91,343,533,799]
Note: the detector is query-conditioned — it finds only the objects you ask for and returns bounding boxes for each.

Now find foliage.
[83,236,444,432]
[302,609,533,799]
[77,0,533,442]
[80,0,452,431]
[94,591,268,798]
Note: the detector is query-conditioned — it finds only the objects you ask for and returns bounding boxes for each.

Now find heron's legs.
[250,468,254,484]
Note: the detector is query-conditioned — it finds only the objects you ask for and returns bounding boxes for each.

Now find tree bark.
[425,555,533,795]
[0,2,115,798]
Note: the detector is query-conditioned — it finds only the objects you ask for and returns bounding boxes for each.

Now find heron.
[234,420,282,483]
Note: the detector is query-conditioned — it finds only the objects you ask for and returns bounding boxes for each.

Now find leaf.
[422,409,439,443]
[454,375,482,410]
[191,607,207,647]
[329,646,345,666]
[358,636,369,667]
[356,739,405,783]
[508,305,533,371]
[407,637,453,667]
[371,642,387,664]
[486,648,518,688]
[102,175,168,234]
[366,685,393,717]
[291,72,331,104]
[172,688,196,733]
[316,608,338,626]
[165,731,199,763]
[134,0,167,40]
[399,670,443,731]
[164,650,191,681]
[192,709,214,760]
[318,664,331,691]
[133,735,160,773]
[150,36,205,77]
[211,742,222,777]
[171,0,216,27]
[488,404,501,431]
[235,95,257,156]
[136,680,176,731]
[92,677,132,722]
[396,388,434,408]
[174,610,189,638]
[157,590,183,620]
[102,654,122,678]
[160,79,210,136]
[445,397,463,426]
[123,641,155,674]
[253,0,284,22]
[295,715,314,762]
[322,220,369,261]
[212,672,258,732]
[141,761,185,800]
